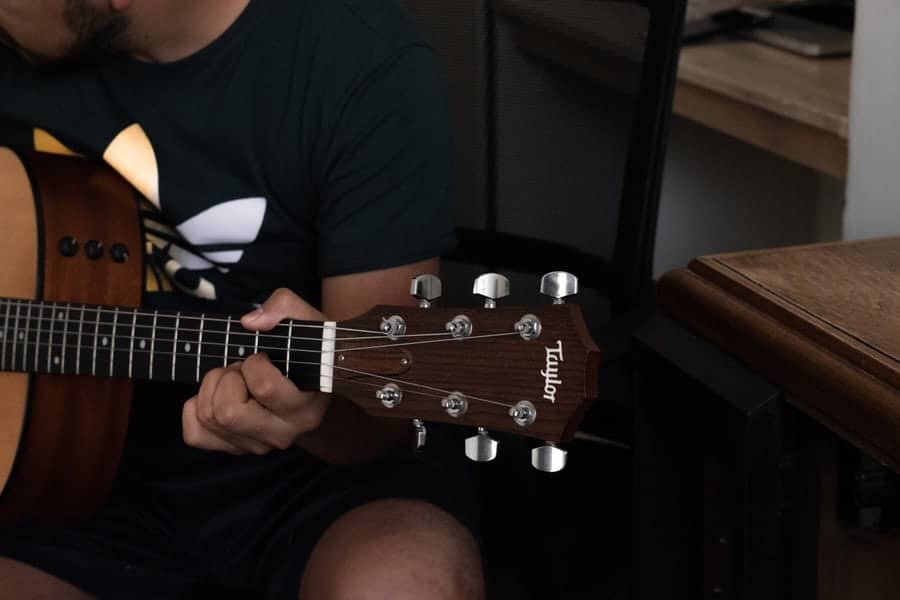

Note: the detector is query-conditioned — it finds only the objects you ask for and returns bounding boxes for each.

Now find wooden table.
[635,238,900,599]
[659,237,900,470]
[675,40,851,180]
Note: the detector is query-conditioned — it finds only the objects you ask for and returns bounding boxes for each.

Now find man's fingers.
[183,397,244,455]
[240,288,324,332]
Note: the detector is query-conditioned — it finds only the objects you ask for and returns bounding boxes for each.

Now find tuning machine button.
[380,315,407,340]
[413,419,427,451]
[509,401,537,427]
[442,392,468,418]
[531,443,567,472]
[465,428,498,462]
[110,243,130,264]
[84,240,104,260]
[473,273,510,309]
[58,236,78,258]
[541,271,578,304]
[376,383,402,408]
[410,274,442,308]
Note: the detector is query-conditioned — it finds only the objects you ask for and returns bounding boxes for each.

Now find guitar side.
[0,149,143,524]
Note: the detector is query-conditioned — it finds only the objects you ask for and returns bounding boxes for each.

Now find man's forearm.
[294,393,410,464]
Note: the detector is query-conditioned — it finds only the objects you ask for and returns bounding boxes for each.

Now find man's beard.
[36,0,130,72]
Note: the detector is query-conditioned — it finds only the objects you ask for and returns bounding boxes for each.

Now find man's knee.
[0,557,93,600]
[298,498,484,600]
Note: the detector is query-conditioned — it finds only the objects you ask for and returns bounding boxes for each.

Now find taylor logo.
[541,340,564,403]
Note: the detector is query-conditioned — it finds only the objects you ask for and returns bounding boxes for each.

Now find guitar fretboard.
[0,298,327,391]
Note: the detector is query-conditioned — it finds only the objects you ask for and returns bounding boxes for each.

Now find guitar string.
[0,341,516,409]
[321,374,518,411]
[0,300,383,335]
[0,325,518,354]
[0,314,452,343]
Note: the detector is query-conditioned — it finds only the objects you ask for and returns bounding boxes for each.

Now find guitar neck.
[0,298,332,392]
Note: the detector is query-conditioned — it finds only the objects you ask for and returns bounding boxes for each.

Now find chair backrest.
[403,0,687,319]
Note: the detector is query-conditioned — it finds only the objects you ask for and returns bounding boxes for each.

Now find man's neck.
[126,0,251,63]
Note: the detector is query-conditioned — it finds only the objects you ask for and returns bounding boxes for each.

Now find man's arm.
[182,257,440,464]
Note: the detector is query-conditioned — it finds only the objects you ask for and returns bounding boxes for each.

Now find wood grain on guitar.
[0,150,601,524]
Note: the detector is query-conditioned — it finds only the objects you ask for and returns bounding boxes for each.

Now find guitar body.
[0,149,142,523]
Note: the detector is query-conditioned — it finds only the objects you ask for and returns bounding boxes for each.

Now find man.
[0,1,486,598]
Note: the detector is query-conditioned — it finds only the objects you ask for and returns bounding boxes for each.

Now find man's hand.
[182,288,330,455]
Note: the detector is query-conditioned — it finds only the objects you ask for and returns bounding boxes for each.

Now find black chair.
[403,1,687,597]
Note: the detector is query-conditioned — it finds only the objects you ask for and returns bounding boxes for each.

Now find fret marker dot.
[53,356,60,366]
[102,337,109,347]
[57,312,64,320]
[18,332,24,340]
[239,347,246,357]
[0,331,4,339]
[184,343,192,353]
[139,340,147,350]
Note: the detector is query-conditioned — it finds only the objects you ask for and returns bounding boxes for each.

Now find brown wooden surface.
[337,303,600,443]
[675,40,850,179]
[0,149,38,496]
[658,236,900,471]
[0,153,143,523]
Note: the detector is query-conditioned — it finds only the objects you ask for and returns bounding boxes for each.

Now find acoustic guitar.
[0,148,600,524]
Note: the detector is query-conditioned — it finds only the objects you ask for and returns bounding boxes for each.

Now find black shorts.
[0,385,483,599]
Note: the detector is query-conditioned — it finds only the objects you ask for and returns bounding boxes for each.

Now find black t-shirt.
[0,0,457,471]
[1,0,456,311]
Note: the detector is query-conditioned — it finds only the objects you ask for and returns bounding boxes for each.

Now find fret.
[171,312,180,381]
[131,310,156,381]
[94,307,116,378]
[47,302,56,373]
[1,300,11,371]
[109,307,119,376]
[149,311,158,379]
[286,321,293,378]
[74,305,86,375]
[229,324,256,365]
[199,314,227,376]
[224,317,232,367]
[259,330,290,375]
[10,301,21,371]
[48,305,66,374]
[172,313,202,383]
[196,314,205,383]
[128,310,137,379]
[91,305,101,375]
[21,301,32,372]
[35,303,52,374]
[60,304,72,373]
[152,313,178,382]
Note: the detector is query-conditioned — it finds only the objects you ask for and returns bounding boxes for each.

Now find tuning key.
[473,273,510,309]
[465,428,498,462]
[531,443,567,472]
[413,419,427,451]
[410,274,442,308]
[541,271,579,304]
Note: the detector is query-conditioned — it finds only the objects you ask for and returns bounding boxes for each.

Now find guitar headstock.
[334,272,600,472]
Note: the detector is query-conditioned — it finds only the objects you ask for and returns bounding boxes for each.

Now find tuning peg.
[413,419,427,451]
[531,443,567,472]
[465,427,499,462]
[541,271,578,304]
[473,273,510,309]
[410,274,442,308]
